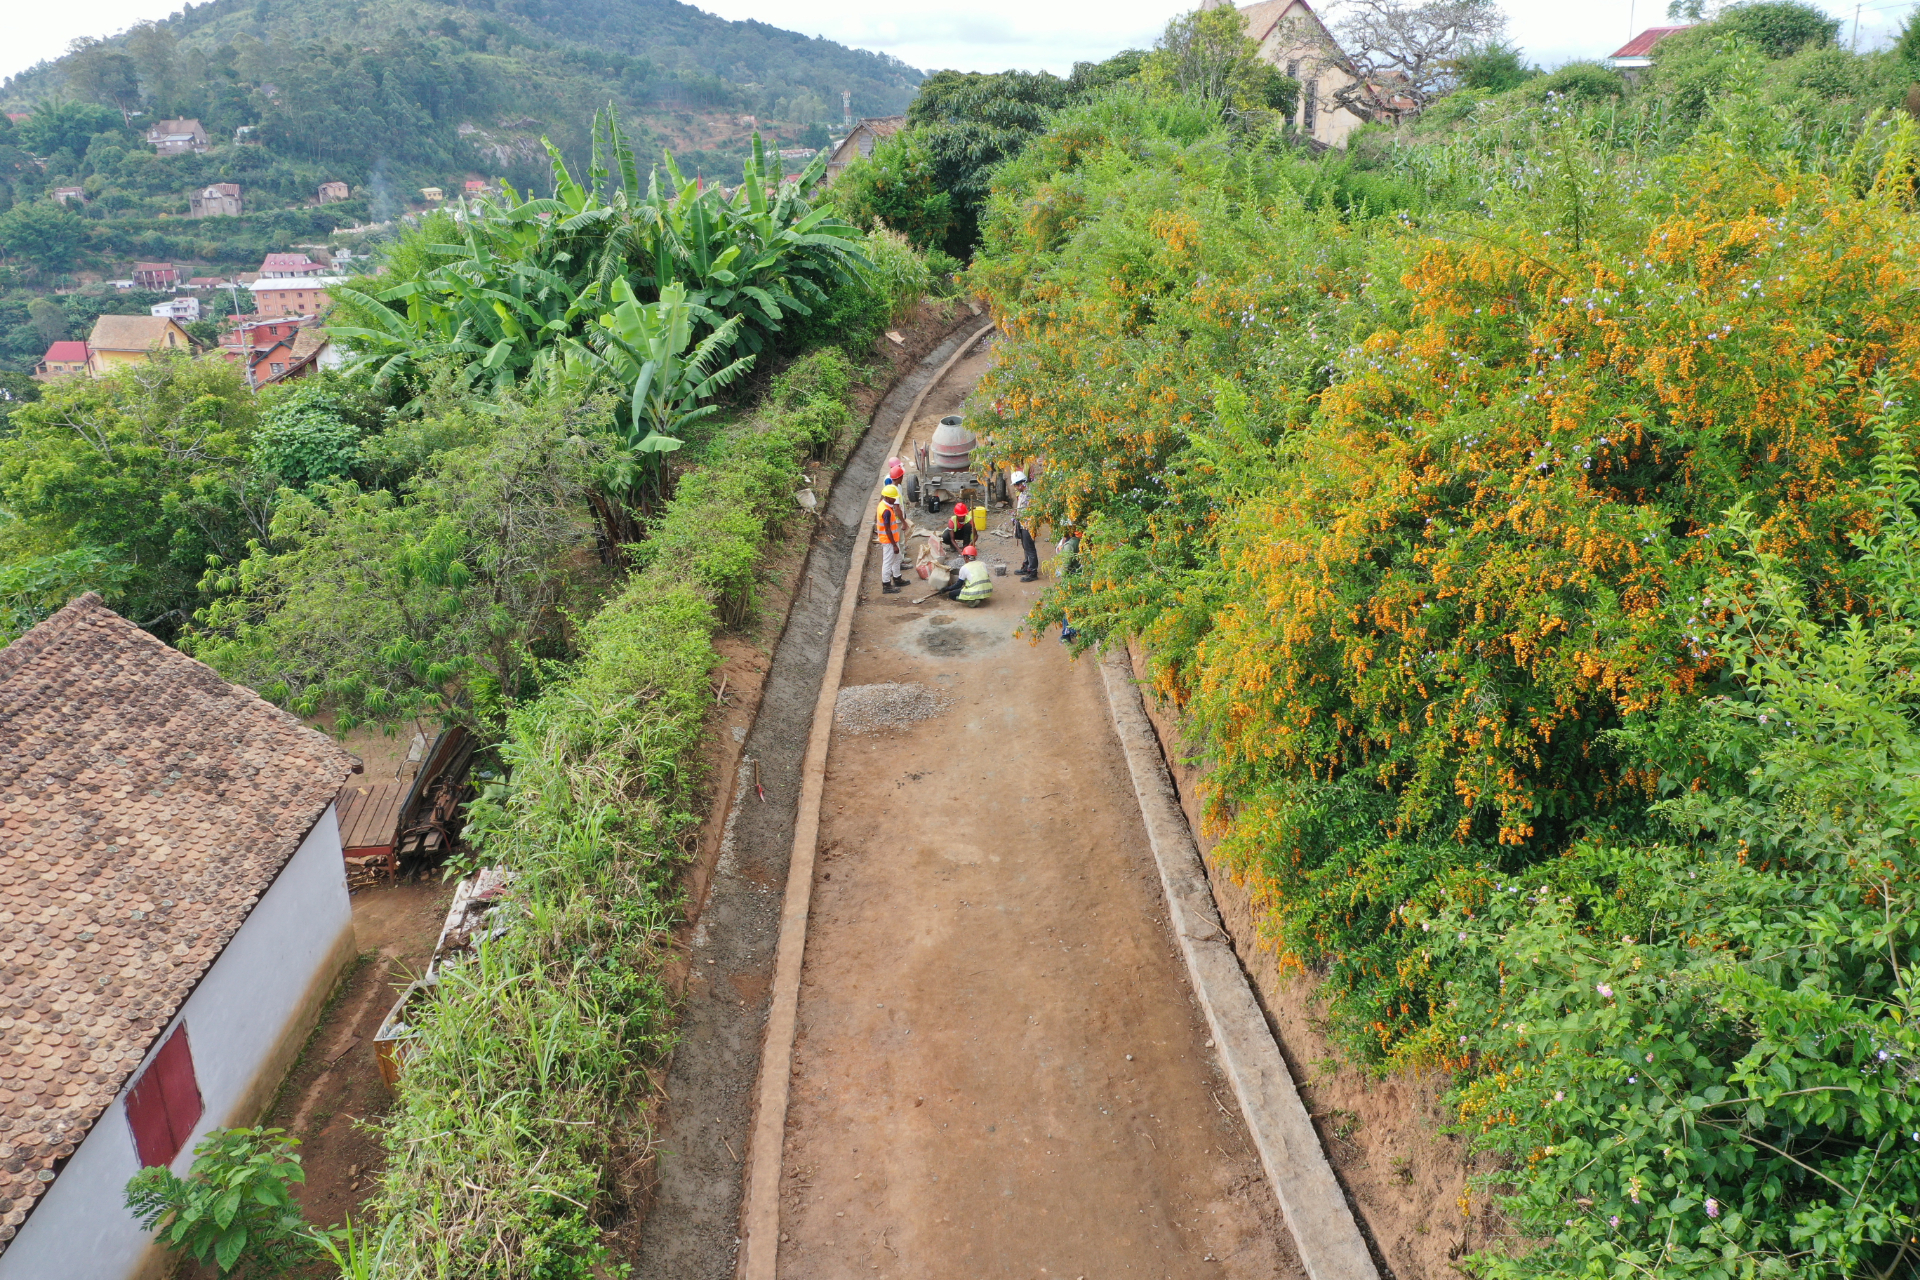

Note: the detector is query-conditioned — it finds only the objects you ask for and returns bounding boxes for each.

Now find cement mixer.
[906,415,1010,515]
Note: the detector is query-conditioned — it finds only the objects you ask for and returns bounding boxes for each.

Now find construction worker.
[941,503,976,556]
[1010,470,1038,581]
[940,545,993,606]
[875,484,908,594]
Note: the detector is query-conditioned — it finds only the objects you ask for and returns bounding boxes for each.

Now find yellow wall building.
[85,315,193,377]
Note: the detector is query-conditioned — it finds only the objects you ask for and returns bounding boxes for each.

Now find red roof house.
[34,341,91,381]
[1609,25,1691,72]
[258,253,326,278]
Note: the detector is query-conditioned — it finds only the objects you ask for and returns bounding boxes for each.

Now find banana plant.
[592,279,754,447]
[566,280,756,545]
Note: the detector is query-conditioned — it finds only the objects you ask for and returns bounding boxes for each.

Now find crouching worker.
[941,545,993,607]
[941,503,976,556]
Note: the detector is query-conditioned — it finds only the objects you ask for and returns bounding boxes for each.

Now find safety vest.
[957,561,993,603]
[875,500,904,545]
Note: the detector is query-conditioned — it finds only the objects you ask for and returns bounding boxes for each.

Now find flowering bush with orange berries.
[970,77,1920,1277]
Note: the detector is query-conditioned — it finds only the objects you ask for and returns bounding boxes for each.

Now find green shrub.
[125,1127,316,1276]
[361,351,855,1277]
[251,386,362,488]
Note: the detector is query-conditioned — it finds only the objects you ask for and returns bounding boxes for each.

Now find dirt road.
[775,357,1304,1278]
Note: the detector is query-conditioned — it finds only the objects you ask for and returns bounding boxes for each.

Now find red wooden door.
[125,1024,203,1167]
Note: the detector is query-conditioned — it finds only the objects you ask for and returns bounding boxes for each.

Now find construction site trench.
[638,320,1310,1280]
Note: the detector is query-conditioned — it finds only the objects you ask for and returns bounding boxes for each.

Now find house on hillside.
[0,594,358,1280]
[258,253,325,279]
[250,276,343,318]
[825,116,905,183]
[131,262,178,291]
[86,315,192,377]
[33,341,90,381]
[51,187,86,206]
[150,297,201,322]
[145,118,210,155]
[1609,26,1692,81]
[186,276,228,290]
[256,328,339,387]
[188,184,243,219]
[1210,0,1370,148]
[317,180,351,203]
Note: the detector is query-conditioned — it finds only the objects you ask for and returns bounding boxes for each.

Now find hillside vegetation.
[0,0,922,371]
[968,5,1920,1276]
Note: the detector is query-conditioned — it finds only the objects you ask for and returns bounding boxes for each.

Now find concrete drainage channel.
[632,315,996,1280]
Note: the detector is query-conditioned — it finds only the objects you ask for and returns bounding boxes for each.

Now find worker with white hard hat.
[1010,469,1038,581]
[875,483,908,594]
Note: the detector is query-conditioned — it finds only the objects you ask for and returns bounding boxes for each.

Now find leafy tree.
[1424,417,1920,1279]
[905,69,1075,256]
[0,547,133,643]
[61,38,143,112]
[16,102,125,158]
[192,391,609,730]
[1452,39,1535,92]
[251,386,363,487]
[0,202,88,273]
[27,297,67,346]
[1523,60,1629,104]
[828,130,954,252]
[0,355,267,634]
[0,370,42,433]
[1899,10,1920,66]
[1718,0,1840,58]
[1142,7,1299,117]
[125,1127,317,1276]
[1330,0,1509,119]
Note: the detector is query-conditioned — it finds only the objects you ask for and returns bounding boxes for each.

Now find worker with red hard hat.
[940,545,993,606]
[941,502,976,556]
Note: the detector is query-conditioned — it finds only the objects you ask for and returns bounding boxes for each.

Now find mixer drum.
[930,415,976,472]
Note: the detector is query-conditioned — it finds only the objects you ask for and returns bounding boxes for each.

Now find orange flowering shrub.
[972,92,1920,1055]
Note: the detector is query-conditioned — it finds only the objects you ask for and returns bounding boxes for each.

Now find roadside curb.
[734,315,996,1280]
[1099,649,1381,1280]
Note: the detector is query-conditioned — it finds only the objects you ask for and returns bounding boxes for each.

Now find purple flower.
[1705,1198,1719,1219]
[1609,1215,1620,1228]
[1596,983,1614,998]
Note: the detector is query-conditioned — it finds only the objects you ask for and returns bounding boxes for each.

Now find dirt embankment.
[1126,643,1485,1279]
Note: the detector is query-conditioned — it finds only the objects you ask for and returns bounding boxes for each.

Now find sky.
[3,0,1916,88]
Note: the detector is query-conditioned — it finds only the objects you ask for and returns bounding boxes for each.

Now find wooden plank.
[337,781,406,852]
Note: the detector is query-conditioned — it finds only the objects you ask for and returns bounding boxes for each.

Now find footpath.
[766,349,1308,1279]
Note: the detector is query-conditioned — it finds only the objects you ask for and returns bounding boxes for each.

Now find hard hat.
[963,545,978,557]
[954,503,969,518]
[882,484,900,499]
[889,464,905,481]
[1011,470,1027,484]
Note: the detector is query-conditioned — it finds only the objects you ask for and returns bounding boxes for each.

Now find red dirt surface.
[774,351,1306,1279]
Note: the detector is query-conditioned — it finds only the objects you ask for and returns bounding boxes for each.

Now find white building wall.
[0,807,353,1280]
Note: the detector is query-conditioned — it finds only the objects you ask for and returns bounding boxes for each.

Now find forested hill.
[1,0,922,187]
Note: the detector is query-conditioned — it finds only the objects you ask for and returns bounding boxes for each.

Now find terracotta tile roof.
[0,595,354,1253]
[86,315,187,354]
[1611,25,1691,58]
[39,342,88,364]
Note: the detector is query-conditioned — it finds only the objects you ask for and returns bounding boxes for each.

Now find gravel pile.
[835,682,949,735]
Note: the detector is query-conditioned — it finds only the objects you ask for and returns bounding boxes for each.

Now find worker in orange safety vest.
[875,484,908,594]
